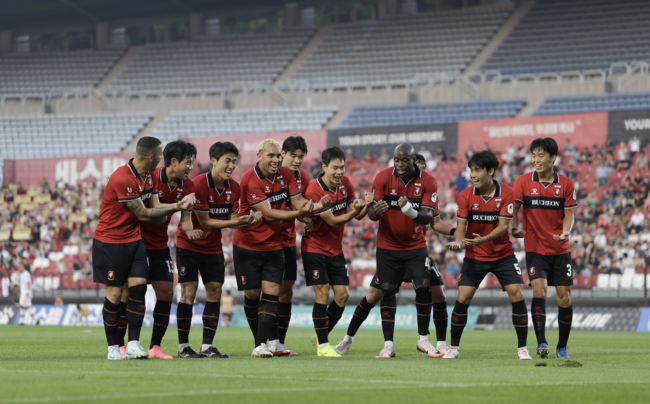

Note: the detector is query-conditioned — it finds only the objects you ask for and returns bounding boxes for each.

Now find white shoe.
[124,341,148,359]
[442,346,460,359]
[251,343,273,358]
[107,346,123,360]
[437,345,450,356]
[333,340,351,355]
[518,347,532,360]
[376,345,396,358]
[268,340,279,353]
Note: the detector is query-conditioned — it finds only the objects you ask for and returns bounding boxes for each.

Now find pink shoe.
[119,346,126,359]
[148,345,174,359]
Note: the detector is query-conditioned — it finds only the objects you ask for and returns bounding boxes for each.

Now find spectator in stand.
[419,145,431,160]
[592,144,604,161]
[636,149,648,169]
[578,146,592,163]
[54,293,64,305]
[72,257,83,272]
[465,145,475,161]
[454,172,467,193]
[445,257,460,276]
[629,135,641,160]
[377,148,390,165]
[629,208,645,233]
[618,141,630,170]
[596,157,612,187]
[435,146,447,162]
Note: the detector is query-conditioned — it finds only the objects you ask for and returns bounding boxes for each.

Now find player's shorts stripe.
[118,196,141,202]
[314,208,331,216]
[515,198,524,204]
[251,198,269,207]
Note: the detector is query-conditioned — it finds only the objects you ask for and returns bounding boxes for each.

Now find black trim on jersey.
[467,211,499,224]
[127,158,148,180]
[523,196,564,210]
[472,180,501,204]
[118,195,141,202]
[532,170,559,189]
[254,163,278,184]
[392,166,421,188]
[160,166,183,193]
[267,189,289,207]
[317,173,338,194]
[206,172,230,196]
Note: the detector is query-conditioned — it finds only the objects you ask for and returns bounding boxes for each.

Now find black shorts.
[375,247,431,286]
[233,245,284,291]
[370,256,444,289]
[283,246,298,281]
[302,251,349,286]
[176,247,225,285]
[146,248,174,283]
[92,239,149,287]
[458,255,523,289]
[526,252,573,287]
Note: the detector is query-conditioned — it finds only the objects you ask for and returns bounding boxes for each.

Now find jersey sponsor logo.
[469,212,499,223]
[208,203,233,217]
[268,190,289,206]
[332,200,349,215]
[313,270,320,279]
[107,271,115,281]
[507,203,514,214]
[524,196,564,210]
[432,192,437,203]
[529,267,535,276]
[141,190,152,202]
[386,196,421,210]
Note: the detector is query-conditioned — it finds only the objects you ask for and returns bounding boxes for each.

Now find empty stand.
[0,112,152,160]
[0,49,124,95]
[481,0,650,76]
[287,4,513,89]
[110,30,314,94]
[339,99,525,129]
[535,91,650,115]
[151,106,337,143]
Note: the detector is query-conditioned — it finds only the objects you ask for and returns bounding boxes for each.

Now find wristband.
[401,201,418,220]
[450,228,456,236]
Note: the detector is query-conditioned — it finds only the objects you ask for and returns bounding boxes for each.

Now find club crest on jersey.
[279,178,285,188]
[107,271,115,281]
[148,178,152,187]
[496,202,501,210]
[555,188,561,196]
[226,193,231,203]
[415,186,421,196]
[241,276,246,285]
[390,189,397,195]
[158,190,163,198]
[432,192,437,203]
[532,188,538,195]
[529,267,535,276]
[298,182,302,191]
[341,186,347,197]
[313,270,320,279]
[177,192,182,200]
[138,186,142,192]
[180,267,186,276]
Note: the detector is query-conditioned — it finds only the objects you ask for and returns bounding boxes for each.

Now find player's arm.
[319,199,366,228]
[290,193,331,214]
[553,207,574,242]
[125,194,195,222]
[254,198,312,221]
[397,196,433,225]
[353,199,370,220]
[463,217,511,247]
[148,194,168,225]
[431,216,455,236]
[194,210,256,230]
[228,211,264,229]
[180,211,203,240]
[445,218,466,250]
[510,201,525,238]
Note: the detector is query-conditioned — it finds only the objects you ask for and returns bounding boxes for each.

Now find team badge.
[507,203,514,214]
[138,186,142,192]
[177,192,182,200]
[180,267,187,276]
[529,267,535,276]
[313,270,320,279]
[107,271,115,281]
[375,276,380,284]
[298,183,302,191]
[241,276,246,285]
[341,187,347,197]
[432,192,437,203]
[532,188,538,195]
[496,202,501,210]
[279,178,285,188]
[158,190,163,197]
[390,189,397,195]
[555,188,561,196]
[226,194,231,203]
[415,186,421,196]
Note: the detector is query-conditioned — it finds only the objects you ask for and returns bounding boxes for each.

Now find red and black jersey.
[282,168,310,247]
[372,167,440,251]
[234,164,301,252]
[140,167,194,251]
[176,172,239,254]
[457,181,515,261]
[514,170,577,256]
[302,174,355,257]
[94,159,154,244]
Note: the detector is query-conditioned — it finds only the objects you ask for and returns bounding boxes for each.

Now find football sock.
[384,341,394,348]
[327,301,345,332]
[201,344,212,352]
[344,335,354,344]
[531,298,547,345]
[557,304,573,349]
[150,300,171,349]
[202,301,221,346]
[268,323,279,343]
[277,302,292,344]
[450,301,469,347]
[347,297,375,337]
[243,296,260,339]
[102,298,120,347]
[432,301,448,344]
[313,302,329,345]
[418,335,428,341]
[176,302,193,345]
[117,302,127,347]
[126,284,146,342]
[380,294,397,342]
[511,299,529,348]
[415,287,432,337]
[256,294,278,346]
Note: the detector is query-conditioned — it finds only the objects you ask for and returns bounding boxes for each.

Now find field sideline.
[0,327,648,404]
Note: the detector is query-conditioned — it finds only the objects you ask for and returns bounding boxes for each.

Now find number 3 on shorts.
[514,263,522,275]
[566,264,572,277]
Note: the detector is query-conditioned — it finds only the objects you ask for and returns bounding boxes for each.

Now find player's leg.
[199,252,228,358]
[496,255,530,360]
[175,247,202,358]
[311,283,333,353]
[376,248,403,358]
[554,253,574,358]
[117,286,128,357]
[527,252,551,358]
[405,250,441,358]
[334,277,381,355]
[430,258,449,354]
[18,305,25,325]
[269,246,298,356]
[252,249,284,357]
[327,255,350,332]
[234,246,261,342]
[147,248,175,359]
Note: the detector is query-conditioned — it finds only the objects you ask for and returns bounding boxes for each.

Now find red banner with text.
[458,112,608,155]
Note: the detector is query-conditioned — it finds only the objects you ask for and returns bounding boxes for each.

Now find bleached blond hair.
[257,138,280,153]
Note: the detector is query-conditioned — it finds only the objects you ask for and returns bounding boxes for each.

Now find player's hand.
[445,241,463,251]
[364,191,374,205]
[372,200,389,217]
[511,227,525,238]
[176,193,196,211]
[236,214,252,226]
[298,199,314,215]
[317,195,332,210]
[250,211,264,225]
[415,224,428,236]
[553,231,570,242]
[398,196,409,208]
[351,199,365,212]
[463,233,485,247]
[185,229,203,240]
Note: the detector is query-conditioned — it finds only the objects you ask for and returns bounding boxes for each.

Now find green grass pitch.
[0,326,648,404]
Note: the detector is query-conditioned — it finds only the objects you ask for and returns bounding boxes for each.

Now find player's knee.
[205,284,222,301]
[105,287,122,303]
[155,286,174,301]
[182,283,197,302]
[413,278,431,290]
[335,290,350,305]
[557,293,571,307]
[314,286,329,302]
[245,289,261,301]
[532,285,547,299]
[279,287,293,302]
[380,283,398,300]
[367,288,382,305]
[431,286,446,303]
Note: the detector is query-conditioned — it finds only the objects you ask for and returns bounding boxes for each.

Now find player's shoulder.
[299,168,310,182]
[277,166,293,178]
[239,167,257,185]
[420,170,438,186]
[305,175,326,195]
[190,172,208,188]
[514,171,533,186]
[499,182,515,195]
[458,186,473,199]
[557,172,574,185]
[341,175,354,187]
[228,178,241,192]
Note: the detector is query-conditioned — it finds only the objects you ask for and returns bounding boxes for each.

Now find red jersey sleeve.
[244,178,268,207]
[191,178,208,212]
[231,183,241,214]
[514,175,525,205]
[457,189,469,221]
[500,189,515,219]
[564,179,577,209]
[113,174,141,202]
[346,178,356,205]
[286,171,301,199]
[371,171,387,203]
[306,182,329,216]
[421,175,440,217]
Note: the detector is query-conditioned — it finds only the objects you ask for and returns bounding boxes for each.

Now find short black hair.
[163,140,197,167]
[135,136,161,156]
[322,147,346,166]
[529,137,558,157]
[282,136,308,154]
[468,150,499,177]
[414,154,426,166]
[209,142,239,162]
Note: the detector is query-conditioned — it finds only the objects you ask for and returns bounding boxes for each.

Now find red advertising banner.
[3,154,132,188]
[186,130,328,168]
[458,112,608,155]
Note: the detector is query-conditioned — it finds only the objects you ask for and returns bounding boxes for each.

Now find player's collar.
[532,170,559,189]
[317,173,337,193]
[391,166,421,187]
[206,172,230,196]
[254,162,278,184]
[127,158,145,180]
[160,167,182,192]
[473,180,501,202]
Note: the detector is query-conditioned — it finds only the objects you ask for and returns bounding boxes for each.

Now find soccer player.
[93,136,195,360]
[267,136,312,356]
[414,154,426,170]
[18,266,36,325]
[511,138,577,359]
[302,147,369,357]
[175,142,262,359]
[233,138,330,358]
[137,140,199,359]
[443,150,531,360]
